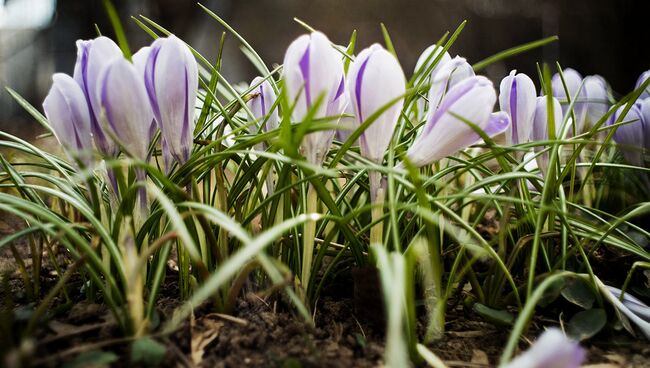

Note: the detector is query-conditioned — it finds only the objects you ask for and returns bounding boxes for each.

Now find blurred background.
[0,0,648,139]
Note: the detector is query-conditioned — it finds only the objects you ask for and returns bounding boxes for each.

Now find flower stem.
[301,183,318,295]
[369,170,384,247]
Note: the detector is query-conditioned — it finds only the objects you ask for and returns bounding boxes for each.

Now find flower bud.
[583,75,609,129]
[551,68,587,133]
[610,104,645,167]
[348,44,406,163]
[499,70,537,146]
[247,77,279,134]
[635,70,650,100]
[73,36,123,156]
[143,35,199,166]
[283,31,346,164]
[413,44,452,117]
[531,96,563,174]
[428,56,475,113]
[405,76,503,167]
[97,58,154,161]
[42,73,93,167]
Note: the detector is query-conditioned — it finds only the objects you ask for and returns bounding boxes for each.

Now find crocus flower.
[413,44,452,117]
[247,76,279,135]
[132,46,157,144]
[583,75,609,130]
[42,73,93,167]
[610,104,645,167]
[499,70,537,146]
[97,58,154,162]
[73,36,123,157]
[504,328,585,368]
[531,96,563,174]
[347,44,406,163]
[552,68,587,134]
[635,70,650,100]
[404,76,506,167]
[283,31,346,165]
[144,35,199,166]
[335,100,358,145]
[413,44,452,86]
[640,98,650,148]
[427,56,475,113]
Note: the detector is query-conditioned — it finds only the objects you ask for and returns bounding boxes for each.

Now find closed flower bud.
[144,35,199,166]
[247,77,279,134]
[413,44,452,117]
[405,76,504,167]
[73,36,123,156]
[97,58,154,161]
[583,75,609,129]
[347,44,406,163]
[283,31,346,164]
[610,104,645,167]
[499,70,537,146]
[635,70,650,100]
[504,328,585,368]
[552,68,587,133]
[42,73,94,167]
[132,46,157,144]
[531,96,563,174]
[428,56,475,113]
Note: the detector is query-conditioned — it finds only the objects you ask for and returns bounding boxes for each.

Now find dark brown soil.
[2,212,650,367]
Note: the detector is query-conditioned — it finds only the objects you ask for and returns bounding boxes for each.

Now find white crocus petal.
[42,73,93,167]
[98,58,153,161]
[551,68,587,134]
[427,56,475,113]
[132,46,157,143]
[635,70,650,100]
[73,36,123,156]
[282,31,346,165]
[531,96,563,175]
[336,99,358,145]
[247,77,279,134]
[583,75,609,129]
[146,35,199,165]
[348,43,406,163]
[638,98,650,149]
[504,328,585,368]
[610,105,645,167]
[405,76,497,167]
[413,44,452,118]
[499,70,537,146]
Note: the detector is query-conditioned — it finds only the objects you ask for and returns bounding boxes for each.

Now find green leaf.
[561,277,596,309]
[131,337,166,366]
[473,303,515,326]
[537,277,566,307]
[64,351,118,368]
[567,308,606,341]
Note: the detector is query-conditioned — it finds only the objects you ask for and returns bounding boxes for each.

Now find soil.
[1,212,650,367]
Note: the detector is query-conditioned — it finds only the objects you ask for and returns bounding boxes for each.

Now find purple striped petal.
[551,68,587,134]
[405,76,497,167]
[145,35,199,165]
[499,70,537,146]
[97,58,153,161]
[610,104,645,167]
[583,75,609,129]
[347,43,405,163]
[635,70,650,100]
[72,36,123,157]
[427,56,475,114]
[247,76,279,134]
[43,73,93,167]
[504,328,585,368]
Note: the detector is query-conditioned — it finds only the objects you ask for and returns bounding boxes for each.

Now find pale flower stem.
[301,184,318,294]
[369,170,384,247]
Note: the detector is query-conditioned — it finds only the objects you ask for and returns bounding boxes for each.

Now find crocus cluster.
[43,35,199,177]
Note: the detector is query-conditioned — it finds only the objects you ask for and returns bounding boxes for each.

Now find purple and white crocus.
[42,73,94,168]
[283,31,347,165]
[73,36,123,157]
[504,328,585,368]
[552,68,587,134]
[610,104,645,167]
[427,56,475,114]
[247,76,279,136]
[143,35,199,167]
[413,44,452,118]
[531,96,563,174]
[347,43,406,164]
[635,70,650,100]
[404,76,509,167]
[583,75,609,130]
[499,70,537,147]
